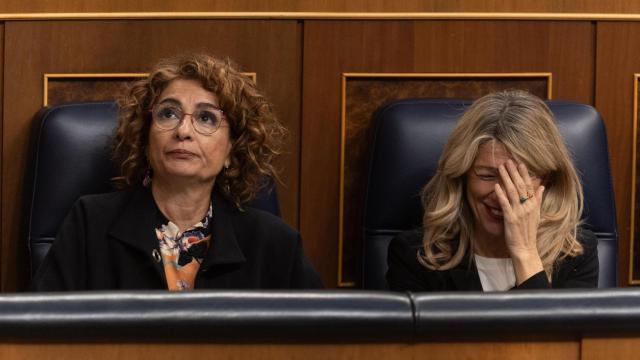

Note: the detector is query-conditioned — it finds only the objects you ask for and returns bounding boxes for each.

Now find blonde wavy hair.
[112,53,286,206]
[419,90,584,278]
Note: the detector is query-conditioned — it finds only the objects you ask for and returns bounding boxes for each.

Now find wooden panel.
[0,340,579,360]
[0,24,4,286]
[340,75,550,286]
[3,0,640,14]
[302,20,594,287]
[44,73,256,106]
[45,75,145,106]
[582,335,640,359]
[595,22,640,285]
[2,20,301,291]
[633,75,640,284]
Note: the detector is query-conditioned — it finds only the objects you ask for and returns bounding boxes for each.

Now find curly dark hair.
[112,53,286,206]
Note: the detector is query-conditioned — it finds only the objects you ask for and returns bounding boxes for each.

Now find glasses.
[150,104,227,135]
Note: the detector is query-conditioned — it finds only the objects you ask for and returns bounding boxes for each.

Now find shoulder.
[66,188,152,231]
[71,189,145,222]
[69,189,136,219]
[554,226,598,267]
[229,205,300,245]
[551,226,599,288]
[240,206,295,231]
[390,228,423,251]
[577,227,598,250]
[242,206,293,228]
[388,229,425,270]
[387,228,449,291]
[570,226,599,265]
[75,190,132,209]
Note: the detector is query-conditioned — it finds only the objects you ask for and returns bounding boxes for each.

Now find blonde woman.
[387,90,598,291]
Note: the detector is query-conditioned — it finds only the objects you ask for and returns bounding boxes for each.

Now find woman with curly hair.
[387,90,598,291]
[33,54,322,290]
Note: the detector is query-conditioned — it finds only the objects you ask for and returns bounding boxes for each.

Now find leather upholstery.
[412,288,639,336]
[1,289,640,340]
[363,99,618,289]
[24,102,280,279]
[0,290,413,340]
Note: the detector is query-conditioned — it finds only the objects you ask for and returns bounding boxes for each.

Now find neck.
[151,176,214,232]
[472,231,509,258]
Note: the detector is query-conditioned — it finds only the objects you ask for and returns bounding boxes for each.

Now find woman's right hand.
[494,159,545,285]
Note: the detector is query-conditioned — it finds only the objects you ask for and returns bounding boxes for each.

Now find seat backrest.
[362,99,618,289]
[24,102,280,278]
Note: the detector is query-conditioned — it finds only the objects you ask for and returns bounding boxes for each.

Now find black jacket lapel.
[107,187,246,281]
[199,192,246,270]
[108,186,165,279]
[449,252,483,291]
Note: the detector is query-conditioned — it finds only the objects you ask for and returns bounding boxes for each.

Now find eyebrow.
[473,166,498,172]
[157,97,220,108]
[474,165,541,179]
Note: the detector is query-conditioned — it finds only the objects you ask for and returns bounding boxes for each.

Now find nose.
[483,179,500,199]
[175,114,195,140]
[486,189,498,201]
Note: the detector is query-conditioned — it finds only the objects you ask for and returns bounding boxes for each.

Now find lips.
[166,149,197,158]
[484,203,503,221]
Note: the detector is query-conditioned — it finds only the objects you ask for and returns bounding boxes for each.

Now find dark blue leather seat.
[24,102,280,279]
[0,290,413,340]
[2,289,640,340]
[412,288,640,336]
[363,99,617,289]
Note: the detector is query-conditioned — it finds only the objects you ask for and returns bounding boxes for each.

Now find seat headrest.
[364,99,617,236]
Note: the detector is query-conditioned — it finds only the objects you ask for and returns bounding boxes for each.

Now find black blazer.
[387,228,598,291]
[32,186,323,291]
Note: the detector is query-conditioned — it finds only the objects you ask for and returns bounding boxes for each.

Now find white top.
[474,254,516,291]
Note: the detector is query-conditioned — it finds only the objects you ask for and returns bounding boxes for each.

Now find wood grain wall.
[3,0,640,14]
[595,22,640,284]
[0,12,639,289]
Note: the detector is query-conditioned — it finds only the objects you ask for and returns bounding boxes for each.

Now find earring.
[222,164,231,194]
[143,167,152,187]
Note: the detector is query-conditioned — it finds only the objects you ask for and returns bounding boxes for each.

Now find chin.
[479,221,504,238]
[164,165,199,175]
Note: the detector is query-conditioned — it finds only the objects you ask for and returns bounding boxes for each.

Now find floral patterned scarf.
[155,204,213,291]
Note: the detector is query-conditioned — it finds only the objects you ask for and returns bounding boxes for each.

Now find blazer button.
[152,249,162,263]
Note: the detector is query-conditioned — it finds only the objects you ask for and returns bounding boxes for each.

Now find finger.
[535,185,545,202]
[527,186,545,232]
[506,160,528,198]
[517,163,533,195]
[498,163,521,206]
[494,183,513,215]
